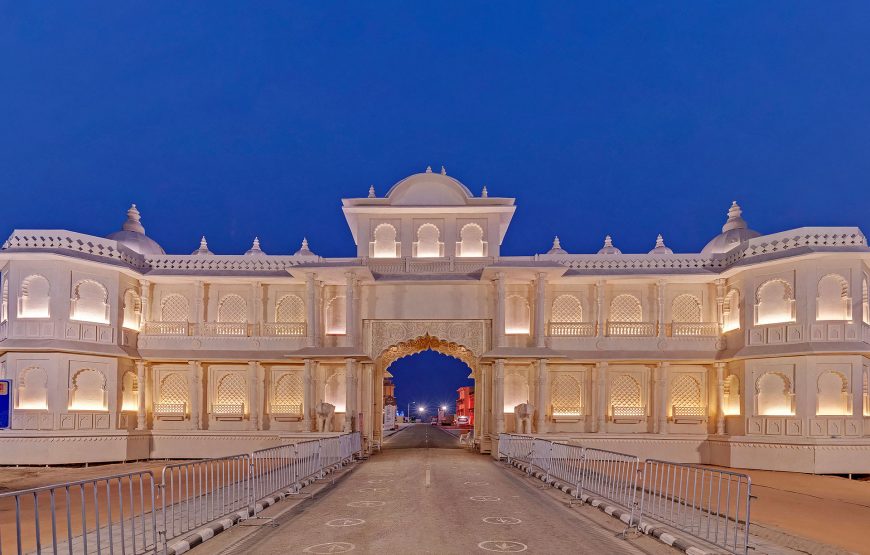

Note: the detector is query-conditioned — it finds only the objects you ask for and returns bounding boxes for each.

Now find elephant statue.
[316,401,336,432]
[514,403,535,434]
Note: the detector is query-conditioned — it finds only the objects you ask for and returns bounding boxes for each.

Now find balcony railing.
[669,322,719,337]
[606,321,657,337]
[261,322,306,337]
[548,322,595,337]
[200,322,252,337]
[142,321,190,336]
[141,321,308,338]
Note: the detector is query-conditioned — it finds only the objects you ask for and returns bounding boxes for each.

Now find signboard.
[383,405,396,430]
[0,379,10,430]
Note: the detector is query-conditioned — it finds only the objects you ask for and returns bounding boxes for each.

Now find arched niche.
[17,366,48,410]
[755,372,794,416]
[551,374,583,417]
[71,279,110,324]
[755,279,795,325]
[457,223,487,257]
[505,295,530,335]
[371,223,400,258]
[122,289,142,330]
[723,289,741,332]
[324,295,347,335]
[69,368,107,411]
[816,274,851,321]
[503,372,529,413]
[816,371,851,416]
[19,274,51,318]
[413,223,444,258]
[121,371,138,411]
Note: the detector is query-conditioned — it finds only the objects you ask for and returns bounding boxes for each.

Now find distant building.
[384,376,397,429]
[456,386,474,426]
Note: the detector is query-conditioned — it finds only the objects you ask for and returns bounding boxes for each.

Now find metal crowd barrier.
[0,432,362,555]
[498,434,752,555]
[639,460,751,555]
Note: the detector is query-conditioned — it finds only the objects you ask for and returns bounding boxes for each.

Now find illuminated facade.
[1,166,869,472]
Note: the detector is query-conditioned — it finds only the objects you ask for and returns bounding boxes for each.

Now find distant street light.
[418,406,426,413]
[440,405,447,411]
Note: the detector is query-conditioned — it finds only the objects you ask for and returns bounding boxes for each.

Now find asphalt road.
[205,424,656,554]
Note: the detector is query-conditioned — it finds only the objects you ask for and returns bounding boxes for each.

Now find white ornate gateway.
[1,168,870,473]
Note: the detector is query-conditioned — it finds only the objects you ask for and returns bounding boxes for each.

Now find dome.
[385,166,474,206]
[245,237,266,256]
[649,234,674,255]
[597,235,622,255]
[294,238,316,257]
[547,236,567,255]
[192,236,213,256]
[701,201,760,255]
[106,204,165,255]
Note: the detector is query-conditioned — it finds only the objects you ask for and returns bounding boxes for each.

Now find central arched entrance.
[371,334,479,446]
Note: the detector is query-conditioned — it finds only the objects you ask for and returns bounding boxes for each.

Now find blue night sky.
[3,3,870,409]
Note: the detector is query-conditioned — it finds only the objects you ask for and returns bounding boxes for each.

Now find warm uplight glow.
[755,312,795,326]
[17,400,48,410]
[505,326,530,335]
[71,307,110,324]
[121,399,138,411]
[758,406,794,416]
[68,400,108,411]
[721,321,740,333]
[19,307,50,319]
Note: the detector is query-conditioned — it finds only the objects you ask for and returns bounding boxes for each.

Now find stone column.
[189,361,202,429]
[715,362,726,435]
[345,273,356,348]
[656,362,669,434]
[495,273,506,347]
[256,362,265,430]
[315,281,323,347]
[195,281,206,334]
[656,280,666,338]
[138,279,151,326]
[251,282,262,336]
[361,362,373,443]
[248,361,259,430]
[595,280,604,337]
[344,358,356,432]
[303,359,314,431]
[535,358,548,433]
[534,273,547,348]
[493,359,505,434]
[306,273,317,347]
[714,279,726,329]
[135,360,147,430]
[595,362,607,432]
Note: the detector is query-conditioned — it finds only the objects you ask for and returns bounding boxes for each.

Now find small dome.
[649,234,674,255]
[294,238,316,257]
[245,237,266,256]
[547,236,567,255]
[192,236,213,256]
[597,235,622,255]
[701,201,761,255]
[106,204,165,255]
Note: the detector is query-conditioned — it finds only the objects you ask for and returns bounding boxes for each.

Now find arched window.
[816,274,851,321]
[157,373,189,415]
[272,373,304,414]
[610,294,642,322]
[371,223,399,258]
[16,366,48,410]
[755,372,794,416]
[1,276,8,323]
[503,373,530,413]
[214,373,247,415]
[325,295,346,335]
[610,374,643,418]
[325,370,346,411]
[551,374,583,416]
[551,294,583,323]
[722,289,741,332]
[671,294,702,323]
[670,374,704,418]
[121,371,138,411]
[160,294,189,322]
[505,294,531,334]
[755,279,795,325]
[863,276,869,325]
[122,289,142,330]
[18,274,51,318]
[413,223,443,258]
[218,294,247,323]
[71,279,110,324]
[69,368,107,411]
[457,223,487,257]
[816,371,851,416]
[723,375,741,416]
[276,294,305,323]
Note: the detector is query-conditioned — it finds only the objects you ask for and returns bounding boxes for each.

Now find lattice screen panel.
[218,295,247,323]
[671,375,703,408]
[610,375,642,407]
[216,373,247,405]
[160,374,189,404]
[276,294,305,323]
[161,295,189,321]
[551,374,584,414]
[672,294,702,322]
[274,373,304,406]
[552,295,583,322]
[610,295,642,322]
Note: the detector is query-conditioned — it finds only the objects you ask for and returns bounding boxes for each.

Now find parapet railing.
[498,434,752,555]
[0,432,362,555]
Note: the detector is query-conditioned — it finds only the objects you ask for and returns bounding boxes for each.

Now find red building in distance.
[455,386,474,427]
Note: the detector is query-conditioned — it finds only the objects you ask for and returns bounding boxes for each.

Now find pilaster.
[306,273,317,347]
[189,361,202,429]
[303,359,313,431]
[534,273,547,348]
[138,279,151,324]
[493,359,505,434]
[715,362,726,435]
[345,273,356,348]
[495,273,506,348]
[344,358,356,432]
[595,362,607,432]
[594,280,604,337]
[656,362,669,434]
[535,358,548,432]
[656,280,666,338]
[135,360,147,430]
[248,361,259,431]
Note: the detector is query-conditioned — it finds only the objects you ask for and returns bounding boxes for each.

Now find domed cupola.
[294,238,317,257]
[192,236,213,256]
[106,204,165,255]
[597,235,622,255]
[547,236,567,255]
[649,234,674,255]
[245,237,266,256]
[701,201,761,255]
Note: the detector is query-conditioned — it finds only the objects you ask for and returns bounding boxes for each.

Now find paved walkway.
[202,425,666,554]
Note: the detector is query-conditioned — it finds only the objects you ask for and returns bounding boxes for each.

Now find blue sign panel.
[0,379,10,429]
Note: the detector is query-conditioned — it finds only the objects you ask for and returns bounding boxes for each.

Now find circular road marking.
[469,495,501,502]
[464,481,489,486]
[478,541,528,552]
[303,542,355,554]
[357,487,388,494]
[326,518,365,527]
[366,479,393,484]
[482,517,522,525]
[347,500,385,508]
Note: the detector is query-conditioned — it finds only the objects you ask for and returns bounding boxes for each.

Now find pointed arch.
[324,295,346,334]
[505,294,531,334]
[722,289,741,332]
[817,273,851,321]
[19,274,51,318]
[755,279,795,325]
[457,223,487,257]
[71,279,110,323]
[121,371,139,411]
[413,223,443,257]
[371,223,399,258]
[69,368,107,411]
[122,289,142,330]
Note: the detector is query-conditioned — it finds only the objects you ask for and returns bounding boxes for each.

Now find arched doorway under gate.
[371,334,482,447]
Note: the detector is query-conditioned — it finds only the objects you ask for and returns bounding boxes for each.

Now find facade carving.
[0,167,869,472]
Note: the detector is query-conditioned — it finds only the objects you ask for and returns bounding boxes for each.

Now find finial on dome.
[547,235,567,255]
[721,200,750,233]
[425,165,432,173]
[440,165,446,175]
[597,234,622,255]
[604,235,613,247]
[122,204,146,234]
[245,236,265,256]
[295,237,315,256]
[368,185,376,198]
[649,233,674,254]
[481,185,488,198]
[656,234,664,247]
[192,236,213,256]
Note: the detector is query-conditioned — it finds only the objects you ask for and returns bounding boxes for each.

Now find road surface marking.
[326,518,365,527]
[347,500,385,508]
[357,487,388,493]
[302,542,355,553]
[464,481,489,486]
[482,517,522,525]
[366,479,393,484]
[469,495,501,501]
[478,540,528,552]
